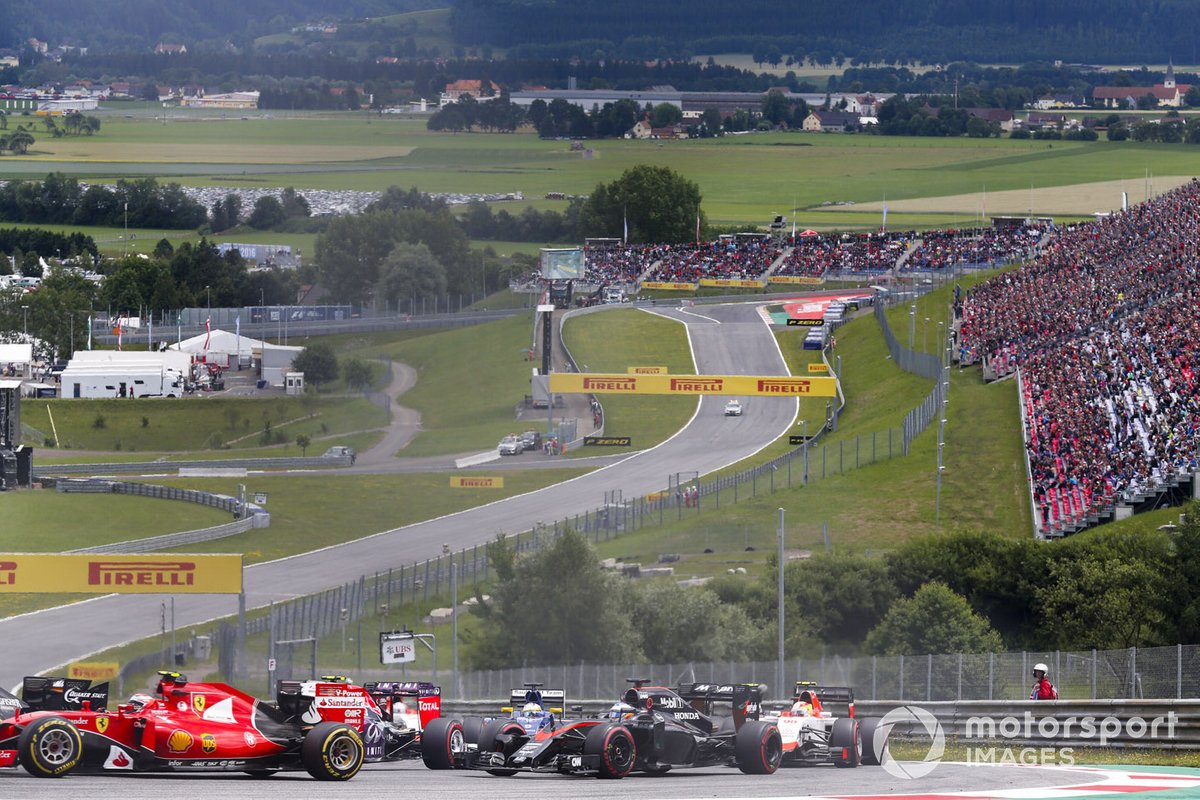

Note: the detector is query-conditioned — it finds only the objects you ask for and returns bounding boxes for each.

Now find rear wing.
[793,682,855,716]
[507,688,566,710]
[676,682,765,726]
[0,686,26,720]
[21,677,109,712]
[363,682,441,729]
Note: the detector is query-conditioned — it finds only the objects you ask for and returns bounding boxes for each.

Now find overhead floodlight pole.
[777,507,785,700]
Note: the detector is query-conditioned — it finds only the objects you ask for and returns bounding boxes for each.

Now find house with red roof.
[1092,62,1191,108]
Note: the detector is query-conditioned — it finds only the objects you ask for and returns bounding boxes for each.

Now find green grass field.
[563,308,697,452]
[22,395,387,452]
[10,114,1200,229]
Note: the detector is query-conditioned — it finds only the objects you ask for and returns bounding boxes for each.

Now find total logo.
[418,700,440,712]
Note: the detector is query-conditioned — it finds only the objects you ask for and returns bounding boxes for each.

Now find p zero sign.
[549,373,837,398]
[0,554,243,594]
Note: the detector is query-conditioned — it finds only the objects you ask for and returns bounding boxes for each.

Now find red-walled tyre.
[584,723,636,779]
[421,717,465,770]
[735,720,782,775]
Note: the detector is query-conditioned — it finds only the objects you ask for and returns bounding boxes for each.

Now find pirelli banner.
[697,278,766,289]
[450,476,504,489]
[768,275,824,285]
[628,366,668,374]
[0,554,243,594]
[549,373,837,397]
[641,281,697,291]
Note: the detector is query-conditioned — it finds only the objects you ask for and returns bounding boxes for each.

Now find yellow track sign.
[0,553,243,594]
[69,662,119,681]
[549,373,837,397]
[450,476,505,488]
[627,366,668,374]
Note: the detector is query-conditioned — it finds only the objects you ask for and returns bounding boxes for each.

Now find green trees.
[314,208,472,304]
[578,165,704,244]
[291,341,339,385]
[468,531,769,668]
[375,243,447,307]
[864,582,1005,655]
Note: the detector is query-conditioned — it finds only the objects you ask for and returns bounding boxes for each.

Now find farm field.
[6,113,1200,229]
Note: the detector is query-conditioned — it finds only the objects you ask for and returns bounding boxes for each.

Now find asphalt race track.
[6,760,1197,800]
[1,302,802,678]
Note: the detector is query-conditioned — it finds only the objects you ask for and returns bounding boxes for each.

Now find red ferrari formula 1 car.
[0,671,364,780]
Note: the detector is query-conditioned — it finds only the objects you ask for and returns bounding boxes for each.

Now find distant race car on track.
[0,671,364,780]
[724,400,743,416]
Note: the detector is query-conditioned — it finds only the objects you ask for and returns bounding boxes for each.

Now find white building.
[170,329,302,386]
[59,351,191,398]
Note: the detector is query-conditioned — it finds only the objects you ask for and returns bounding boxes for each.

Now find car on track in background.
[498,434,523,455]
[761,681,889,767]
[0,671,364,780]
[724,399,744,416]
[421,679,781,778]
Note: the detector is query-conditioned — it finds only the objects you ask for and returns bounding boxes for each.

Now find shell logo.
[167,729,193,753]
[201,733,216,754]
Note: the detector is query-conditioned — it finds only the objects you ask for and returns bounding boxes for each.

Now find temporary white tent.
[170,329,302,386]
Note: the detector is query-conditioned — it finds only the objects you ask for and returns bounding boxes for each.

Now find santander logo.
[113,752,130,767]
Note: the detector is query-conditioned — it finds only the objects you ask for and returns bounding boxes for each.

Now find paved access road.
[0,758,1146,800]
[1,303,798,679]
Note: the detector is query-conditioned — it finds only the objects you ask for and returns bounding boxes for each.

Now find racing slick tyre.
[460,715,485,745]
[421,717,465,770]
[18,716,83,778]
[734,720,783,775]
[302,721,365,781]
[583,723,636,779]
[478,719,525,776]
[831,717,862,768]
[858,717,888,766]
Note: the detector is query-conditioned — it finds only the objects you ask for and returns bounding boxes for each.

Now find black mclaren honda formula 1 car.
[421,680,781,778]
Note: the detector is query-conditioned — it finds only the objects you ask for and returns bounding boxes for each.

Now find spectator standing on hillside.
[1030,663,1058,700]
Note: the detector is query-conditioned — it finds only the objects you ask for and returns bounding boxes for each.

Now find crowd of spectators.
[642,238,783,283]
[958,179,1200,533]
[774,232,914,278]
[903,225,1046,272]
[584,242,660,284]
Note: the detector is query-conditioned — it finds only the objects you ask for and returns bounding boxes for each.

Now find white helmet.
[1033,663,1049,674]
[522,702,542,714]
[127,693,155,711]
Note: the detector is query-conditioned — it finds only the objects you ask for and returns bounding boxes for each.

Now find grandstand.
[902,224,1046,272]
[957,178,1200,538]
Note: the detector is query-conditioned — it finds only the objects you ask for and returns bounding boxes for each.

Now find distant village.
[1,34,1195,135]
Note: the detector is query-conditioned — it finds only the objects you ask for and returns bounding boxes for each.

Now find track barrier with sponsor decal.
[449,476,504,489]
[549,372,837,397]
[640,281,697,291]
[69,662,120,681]
[627,366,668,374]
[786,318,825,327]
[697,278,766,288]
[0,553,243,594]
[808,363,830,373]
[583,436,632,447]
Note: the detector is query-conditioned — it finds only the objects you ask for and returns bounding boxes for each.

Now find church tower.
[1165,59,1176,90]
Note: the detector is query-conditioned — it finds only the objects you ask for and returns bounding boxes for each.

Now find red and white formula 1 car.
[761,682,889,767]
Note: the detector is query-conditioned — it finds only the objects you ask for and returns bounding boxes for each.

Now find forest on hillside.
[449,0,1200,65]
[5,0,1200,64]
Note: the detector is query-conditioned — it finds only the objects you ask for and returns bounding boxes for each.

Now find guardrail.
[855,699,1200,750]
[36,454,351,475]
[37,476,270,553]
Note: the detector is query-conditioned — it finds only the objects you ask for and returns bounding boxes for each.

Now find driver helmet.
[127,693,155,711]
[791,699,813,716]
[522,702,542,715]
[608,702,635,721]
